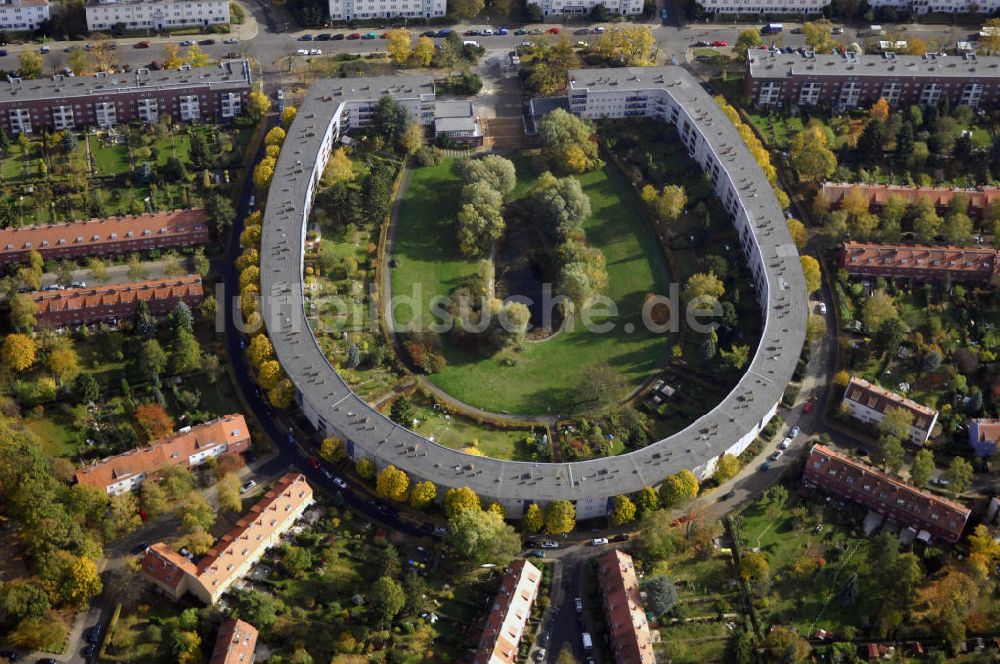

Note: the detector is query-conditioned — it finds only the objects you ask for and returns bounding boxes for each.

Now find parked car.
[780,437,792,449]
[71,281,86,288]
[298,34,314,41]
[547,27,560,34]
[347,32,361,39]
[591,537,609,546]
[497,27,509,35]
[308,48,322,55]
[817,302,827,315]
[332,33,345,40]
[540,540,559,548]
[803,401,813,413]
[464,29,479,36]
[711,40,728,46]
[39,45,50,53]
[362,32,377,39]
[435,28,452,37]
[421,30,436,37]
[223,37,239,43]
[332,476,348,489]
[770,450,783,460]
[789,426,800,438]
[296,49,309,55]
[831,26,844,34]
[574,597,584,613]
[198,39,215,45]
[133,42,150,48]
[530,550,546,558]
[534,648,546,661]
[719,490,737,501]
[240,479,258,493]
[693,40,710,47]
[514,28,527,35]
[180,39,195,46]
[610,533,630,542]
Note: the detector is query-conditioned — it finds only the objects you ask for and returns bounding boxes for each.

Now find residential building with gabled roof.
[74,414,250,495]
[141,473,314,604]
[842,377,939,445]
[597,550,655,664]
[208,619,258,664]
[30,274,203,326]
[473,560,542,664]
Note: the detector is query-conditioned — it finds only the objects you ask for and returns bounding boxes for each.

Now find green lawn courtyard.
[391,157,672,416]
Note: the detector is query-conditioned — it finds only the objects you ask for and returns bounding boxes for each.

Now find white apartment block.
[842,377,938,445]
[327,0,444,21]
[528,0,642,16]
[0,0,50,31]
[85,0,229,32]
[694,0,827,13]
[867,0,999,14]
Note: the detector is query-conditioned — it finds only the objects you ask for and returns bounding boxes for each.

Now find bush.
[413,146,442,167]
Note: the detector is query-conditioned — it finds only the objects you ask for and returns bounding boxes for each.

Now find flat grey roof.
[0,60,251,104]
[747,48,999,80]
[434,100,474,118]
[260,67,805,503]
[435,116,477,133]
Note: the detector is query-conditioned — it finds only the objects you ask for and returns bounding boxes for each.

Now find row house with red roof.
[842,377,939,445]
[473,560,542,664]
[803,444,970,544]
[208,619,258,664]
[840,242,1000,285]
[141,473,314,604]
[74,414,249,495]
[597,550,656,664]
[0,209,208,270]
[30,274,203,326]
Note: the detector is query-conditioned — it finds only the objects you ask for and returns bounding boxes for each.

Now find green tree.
[3,581,51,621]
[409,481,436,509]
[9,293,36,331]
[879,406,914,441]
[445,508,520,566]
[232,589,278,629]
[448,0,485,18]
[641,575,678,616]
[390,397,416,426]
[789,124,837,183]
[108,492,142,536]
[537,108,600,174]
[544,500,575,535]
[160,465,194,501]
[910,448,936,487]
[280,544,313,579]
[370,576,405,625]
[18,51,43,78]
[944,457,973,496]
[862,289,898,333]
[355,457,376,480]
[877,435,906,474]
[171,329,201,374]
[140,480,168,518]
[714,454,740,483]
[177,491,214,533]
[139,339,168,376]
[217,472,243,512]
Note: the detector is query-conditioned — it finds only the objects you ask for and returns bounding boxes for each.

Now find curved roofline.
[259,68,806,511]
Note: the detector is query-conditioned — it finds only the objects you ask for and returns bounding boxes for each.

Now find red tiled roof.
[141,542,197,590]
[473,559,542,664]
[971,419,1000,443]
[840,241,999,282]
[803,445,970,543]
[0,209,207,257]
[844,377,937,432]
[208,619,258,664]
[598,550,655,664]
[821,182,1000,211]
[32,275,203,317]
[75,415,248,491]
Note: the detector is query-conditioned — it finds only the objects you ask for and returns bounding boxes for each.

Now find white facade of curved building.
[259,68,805,521]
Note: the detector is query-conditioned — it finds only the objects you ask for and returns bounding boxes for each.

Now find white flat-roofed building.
[328,0,444,21]
[693,0,827,14]
[0,0,50,31]
[85,0,229,32]
[528,0,642,17]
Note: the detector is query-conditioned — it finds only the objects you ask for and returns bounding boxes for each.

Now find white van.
[463,40,480,47]
[869,24,885,35]
[582,633,593,651]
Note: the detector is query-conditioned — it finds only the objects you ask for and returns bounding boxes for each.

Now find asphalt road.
[6,8,981,90]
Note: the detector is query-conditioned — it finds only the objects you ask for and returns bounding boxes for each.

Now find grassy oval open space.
[390,156,671,416]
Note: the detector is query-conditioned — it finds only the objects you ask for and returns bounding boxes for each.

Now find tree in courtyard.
[683,272,725,311]
[739,551,770,583]
[910,448,936,487]
[41,551,102,608]
[610,495,636,526]
[140,480,168,518]
[879,406,914,442]
[789,124,837,183]
[171,329,201,374]
[217,473,243,512]
[641,575,678,616]
[319,436,347,464]
[3,581,51,622]
[373,96,409,143]
[862,289,899,333]
[537,108,600,174]
[732,28,762,60]
[522,503,544,533]
[544,500,575,535]
[801,21,836,53]
[2,333,35,372]
[876,435,906,474]
[445,508,520,566]
[280,544,312,579]
[870,97,890,122]
[390,396,416,426]
[177,490,214,533]
[912,197,942,243]
[376,465,410,502]
[107,492,142,536]
[9,293,36,332]
[409,481,437,509]
[944,457,973,496]
[184,43,211,67]
[160,465,194,501]
[232,589,278,629]
[134,404,173,442]
[412,36,435,66]
[658,470,699,507]
[444,486,481,517]
[641,184,687,222]
[370,576,405,626]
[205,194,236,238]
[800,255,821,293]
